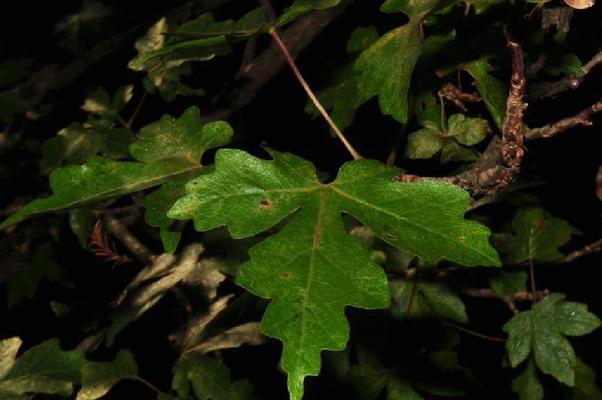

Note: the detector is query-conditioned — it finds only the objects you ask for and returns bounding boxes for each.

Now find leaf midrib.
[0,164,201,229]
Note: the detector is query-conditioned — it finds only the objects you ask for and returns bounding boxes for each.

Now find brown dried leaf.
[564,0,595,9]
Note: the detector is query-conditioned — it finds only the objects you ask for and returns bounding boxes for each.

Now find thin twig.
[530,49,602,99]
[386,124,408,166]
[438,82,481,112]
[400,33,527,197]
[127,90,148,128]
[201,4,348,124]
[443,321,506,343]
[259,0,362,160]
[133,376,165,396]
[528,259,537,304]
[462,287,548,314]
[565,238,602,263]
[525,98,602,139]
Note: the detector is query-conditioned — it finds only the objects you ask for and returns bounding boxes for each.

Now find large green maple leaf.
[168,148,500,400]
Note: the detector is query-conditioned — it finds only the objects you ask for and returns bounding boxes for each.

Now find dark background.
[1,1,601,399]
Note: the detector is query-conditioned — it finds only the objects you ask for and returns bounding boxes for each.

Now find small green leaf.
[503,312,533,368]
[355,23,422,123]
[0,338,136,400]
[418,282,468,323]
[572,358,602,400]
[446,114,490,146]
[140,178,188,254]
[77,351,137,400]
[171,354,255,400]
[405,128,445,159]
[1,107,232,252]
[511,360,544,400]
[489,271,527,296]
[440,140,479,164]
[553,301,601,336]
[532,329,576,386]
[129,18,222,101]
[503,207,580,264]
[169,149,499,400]
[69,207,94,248]
[0,338,85,398]
[461,58,507,130]
[503,294,600,386]
[347,347,423,400]
[306,27,378,130]
[346,26,380,54]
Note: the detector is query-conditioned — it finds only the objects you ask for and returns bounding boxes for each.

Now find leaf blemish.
[282,271,291,279]
[259,199,273,210]
[384,232,397,241]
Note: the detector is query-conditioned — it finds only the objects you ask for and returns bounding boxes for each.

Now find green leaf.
[346,26,380,54]
[446,114,490,146]
[41,122,133,173]
[405,128,445,159]
[532,329,576,386]
[77,350,137,400]
[278,0,341,25]
[140,177,188,254]
[553,301,601,337]
[306,27,379,131]
[503,294,601,386]
[380,0,456,18]
[418,282,468,323]
[355,23,422,123]
[0,338,84,398]
[130,10,266,102]
[405,113,487,163]
[171,354,255,400]
[81,85,133,120]
[503,207,580,264]
[488,271,527,296]
[440,141,479,164]
[0,338,136,400]
[347,347,423,400]
[169,149,499,400]
[129,18,219,101]
[1,107,232,253]
[460,58,507,130]
[511,360,544,400]
[503,312,533,368]
[572,358,602,400]
[69,207,94,248]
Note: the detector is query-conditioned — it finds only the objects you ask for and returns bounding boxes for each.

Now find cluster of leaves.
[1,0,601,400]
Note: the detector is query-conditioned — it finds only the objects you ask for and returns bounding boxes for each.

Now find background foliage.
[1,0,602,399]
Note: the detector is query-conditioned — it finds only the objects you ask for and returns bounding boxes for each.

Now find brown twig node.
[438,82,481,112]
[450,32,527,196]
[89,219,132,266]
